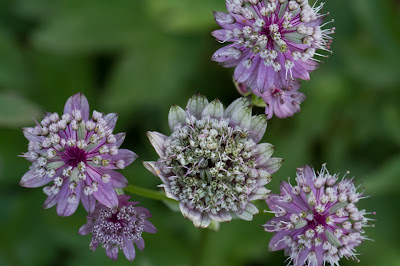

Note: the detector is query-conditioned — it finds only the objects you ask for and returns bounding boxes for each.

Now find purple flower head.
[253,80,305,119]
[144,93,283,228]
[211,0,334,93]
[264,164,375,266]
[20,93,137,216]
[79,195,157,262]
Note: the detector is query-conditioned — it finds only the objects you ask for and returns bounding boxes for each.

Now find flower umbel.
[264,164,374,266]
[79,195,157,262]
[20,93,137,216]
[144,93,283,228]
[253,80,305,119]
[212,0,334,93]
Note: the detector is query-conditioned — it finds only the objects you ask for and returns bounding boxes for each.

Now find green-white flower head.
[144,93,283,228]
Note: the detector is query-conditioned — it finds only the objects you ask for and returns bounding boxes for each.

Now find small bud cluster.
[20,93,137,216]
[212,0,335,93]
[162,116,267,215]
[264,164,375,266]
[145,94,283,228]
[79,195,157,262]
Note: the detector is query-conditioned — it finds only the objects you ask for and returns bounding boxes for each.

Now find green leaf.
[0,93,42,128]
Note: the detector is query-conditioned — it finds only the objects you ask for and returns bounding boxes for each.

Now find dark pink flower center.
[271,87,283,97]
[62,146,87,167]
[311,213,327,228]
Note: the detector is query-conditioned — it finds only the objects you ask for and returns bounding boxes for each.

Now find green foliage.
[0,0,399,265]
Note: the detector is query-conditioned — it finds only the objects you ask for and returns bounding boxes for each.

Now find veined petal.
[248,115,268,143]
[186,93,209,118]
[213,11,235,27]
[93,182,119,208]
[19,170,52,188]
[260,157,283,174]
[231,106,252,130]
[168,105,187,131]
[201,99,224,119]
[103,113,118,130]
[63,93,90,121]
[122,235,136,262]
[56,181,82,217]
[224,97,250,118]
[146,131,167,157]
[105,247,118,261]
[81,192,96,213]
[193,214,212,228]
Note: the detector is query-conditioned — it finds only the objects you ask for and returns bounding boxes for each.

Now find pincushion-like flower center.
[160,116,265,214]
[63,146,87,167]
[91,206,145,250]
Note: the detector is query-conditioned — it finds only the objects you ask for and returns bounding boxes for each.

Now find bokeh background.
[0,0,399,265]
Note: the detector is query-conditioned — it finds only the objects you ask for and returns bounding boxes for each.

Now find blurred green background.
[0,0,399,265]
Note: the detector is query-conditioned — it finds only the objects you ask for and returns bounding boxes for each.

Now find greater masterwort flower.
[212,0,334,92]
[264,164,375,266]
[144,93,283,228]
[20,93,137,216]
[253,80,305,119]
[79,195,157,262]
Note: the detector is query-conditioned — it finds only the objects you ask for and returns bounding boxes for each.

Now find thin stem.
[124,185,177,203]
[192,229,209,266]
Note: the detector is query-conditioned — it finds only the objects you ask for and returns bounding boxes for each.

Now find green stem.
[124,185,176,203]
[192,229,209,266]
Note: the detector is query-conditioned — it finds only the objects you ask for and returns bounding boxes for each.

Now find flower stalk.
[124,185,177,203]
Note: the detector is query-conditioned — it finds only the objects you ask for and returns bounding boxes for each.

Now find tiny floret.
[144,93,283,228]
[79,195,157,262]
[20,93,137,216]
[263,164,375,266]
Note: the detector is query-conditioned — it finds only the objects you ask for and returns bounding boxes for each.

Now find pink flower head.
[264,164,375,266]
[212,0,334,93]
[20,93,137,216]
[79,195,157,262]
[253,80,305,119]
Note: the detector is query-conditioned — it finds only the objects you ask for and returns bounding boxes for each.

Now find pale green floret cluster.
[163,115,268,215]
[145,94,283,228]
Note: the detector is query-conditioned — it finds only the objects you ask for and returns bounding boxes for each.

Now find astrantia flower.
[212,0,334,92]
[264,164,374,266]
[144,93,283,228]
[253,80,305,119]
[20,93,137,216]
[79,195,156,262]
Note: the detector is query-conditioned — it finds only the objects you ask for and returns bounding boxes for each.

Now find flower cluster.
[212,0,334,118]
[20,93,137,216]
[253,80,305,119]
[144,93,283,228]
[79,195,157,261]
[264,164,374,265]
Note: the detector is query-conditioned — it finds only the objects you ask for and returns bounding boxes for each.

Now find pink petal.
[81,192,96,213]
[93,181,119,208]
[134,237,145,251]
[143,220,157,234]
[56,182,82,217]
[103,113,118,130]
[63,93,90,121]
[105,247,118,261]
[43,192,60,209]
[78,221,98,235]
[122,235,136,261]
[19,170,52,188]
[268,230,290,251]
